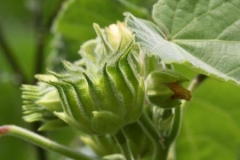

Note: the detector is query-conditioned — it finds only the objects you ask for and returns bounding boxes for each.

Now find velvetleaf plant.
[1,0,240,160]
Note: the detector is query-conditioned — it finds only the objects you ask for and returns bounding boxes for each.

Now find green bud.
[22,23,145,135]
[146,69,191,109]
[46,42,144,135]
[105,22,133,50]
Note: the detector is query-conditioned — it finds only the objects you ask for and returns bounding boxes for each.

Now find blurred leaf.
[177,78,240,160]
[0,81,35,160]
[125,0,240,85]
[51,0,153,62]
[0,0,31,23]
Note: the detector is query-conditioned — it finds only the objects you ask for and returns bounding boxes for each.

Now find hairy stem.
[166,74,207,159]
[138,111,168,160]
[166,106,181,147]
[114,129,134,160]
[0,125,93,160]
[168,74,207,142]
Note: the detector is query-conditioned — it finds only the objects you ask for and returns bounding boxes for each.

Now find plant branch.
[45,0,64,30]
[32,0,47,156]
[0,25,27,84]
[0,125,93,160]
[34,0,64,75]
[165,74,207,159]
[33,0,45,75]
[187,74,207,93]
[166,106,181,147]
[114,129,134,160]
[181,74,207,110]
[31,1,64,159]
[138,110,168,160]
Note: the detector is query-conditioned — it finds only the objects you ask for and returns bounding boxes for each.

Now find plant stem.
[114,129,134,160]
[165,74,207,159]
[0,25,27,84]
[168,74,207,142]
[0,125,93,160]
[166,106,181,147]
[138,111,168,160]
[181,74,207,110]
[33,0,45,75]
[187,74,207,93]
[31,0,65,159]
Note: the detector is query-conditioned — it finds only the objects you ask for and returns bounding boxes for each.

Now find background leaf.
[0,0,155,159]
[176,76,240,160]
[125,0,240,85]
[51,0,154,62]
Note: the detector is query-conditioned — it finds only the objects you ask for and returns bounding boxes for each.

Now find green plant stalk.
[138,110,168,160]
[166,74,207,159]
[114,129,134,160]
[0,125,93,160]
[166,106,181,146]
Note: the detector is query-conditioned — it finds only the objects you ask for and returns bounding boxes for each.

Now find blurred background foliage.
[0,0,240,160]
[0,0,156,159]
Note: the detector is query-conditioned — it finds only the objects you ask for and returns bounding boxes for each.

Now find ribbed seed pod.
[43,42,144,135]
[21,22,145,135]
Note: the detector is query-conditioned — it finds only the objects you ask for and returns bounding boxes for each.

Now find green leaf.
[177,78,240,160]
[51,0,151,61]
[125,0,240,85]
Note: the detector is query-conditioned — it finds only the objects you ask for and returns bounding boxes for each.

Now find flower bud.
[44,43,145,135]
[146,69,191,109]
[105,22,133,50]
[22,22,145,135]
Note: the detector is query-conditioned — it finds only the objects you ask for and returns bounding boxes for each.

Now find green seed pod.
[22,22,145,135]
[146,69,191,109]
[43,43,145,135]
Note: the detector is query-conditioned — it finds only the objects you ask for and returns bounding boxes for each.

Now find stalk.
[0,125,93,160]
[138,111,168,160]
[114,129,134,160]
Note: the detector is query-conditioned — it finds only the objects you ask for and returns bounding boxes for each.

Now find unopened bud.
[146,69,191,109]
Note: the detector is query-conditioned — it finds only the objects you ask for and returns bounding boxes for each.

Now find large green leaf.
[125,0,240,85]
[177,77,240,160]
